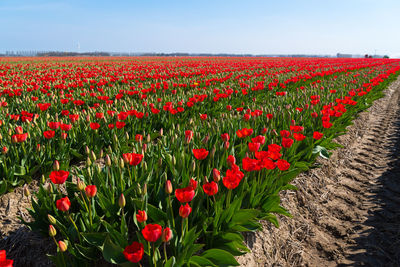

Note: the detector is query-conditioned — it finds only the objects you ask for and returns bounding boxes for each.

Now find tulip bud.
[85,146,90,155]
[147,134,151,143]
[160,128,163,136]
[86,157,92,167]
[119,158,125,169]
[210,146,216,159]
[165,180,173,194]
[162,227,173,242]
[172,155,176,166]
[0,133,3,141]
[190,160,196,173]
[105,154,112,167]
[119,193,126,208]
[142,183,147,196]
[158,158,163,168]
[90,151,97,161]
[202,135,209,144]
[58,240,68,252]
[49,225,57,237]
[23,184,30,198]
[2,146,8,154]
[48,214,57,225]
[224,141,230,150]
[53,160,60,171]
[142,143,147,153]
[212,168,220,182]
[125,132,129,140]
[99,149,104,158]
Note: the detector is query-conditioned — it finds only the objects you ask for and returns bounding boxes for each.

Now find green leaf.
[165,256,177,267]
[101,235,126,264]
[201,249,239,266]
[230,209,260,224]
[82,232,107,248]
[190,256,217,267]
[0,181,7,195]
[14,165,26,176]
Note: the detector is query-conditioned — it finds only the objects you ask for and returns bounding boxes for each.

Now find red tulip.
[136,210,147,223]
[43,130,55,139]
[179,203,192,218]
[123,242,144,263]
[282,138,294,148]
[276,159,290,171]
[90,122,100,130]
[48,121,60,130]
[15,126,23,134]
[12,133,28,143]
[56,197,71,212]
[0,250,13,267]
[122,153,143,166]
[189,178,198,190]
[203,181,218,196]
[185,130,193,143]
[85,185,97,198]
[49,170,69,184]
[221,133,230,142]
[313,131,323,140]
[248,142,260,152]
[293,133,306,141]
[142,224,162,242]
[192,148,209,160]
[175,186,195,203]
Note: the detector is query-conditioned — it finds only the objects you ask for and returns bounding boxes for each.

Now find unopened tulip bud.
[105,154,112,166]
[158,158,163,168]
[125,132,129,140]
[142,143,147,153]
[53,160,60,171]
[202,135,209,144]
[119,193,126,208]
[212,168,220,182]
[77,178,85,191]
[224,141,230,150]
[58,240,68,252]
[147,134,151,143]
[85,146,90,155]
[119,158,125,169]
[190,160,196,173]
[90,151,97,161]
[49,225,57,237]
[162,227,172,242]
[142,183,147,196]
[23,184,30,197]
[172,155,176,166]
[160,128,163,136]
[165,180,173,194]
[86,157,92,167]
[210,146,216,159]
[99,149,103,158]
[48,214,57,225]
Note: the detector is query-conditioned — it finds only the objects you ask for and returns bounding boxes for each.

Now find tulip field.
[0,56,399,266]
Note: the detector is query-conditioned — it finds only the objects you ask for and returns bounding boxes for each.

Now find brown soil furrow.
[239,75,400,266]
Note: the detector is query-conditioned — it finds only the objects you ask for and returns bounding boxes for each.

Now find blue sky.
[1,0,400,56]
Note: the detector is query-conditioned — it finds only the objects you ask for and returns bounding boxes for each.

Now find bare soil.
[1,77,400,267]
[238,76,400,266]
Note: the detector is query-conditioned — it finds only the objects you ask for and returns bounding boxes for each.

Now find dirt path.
[239,76,400,267]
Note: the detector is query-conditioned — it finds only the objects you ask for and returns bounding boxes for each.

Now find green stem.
[167,195,175,228]
[226,189,232,209]
[152,243,156,267]
[68,213,82,243]
[163,242,168,263]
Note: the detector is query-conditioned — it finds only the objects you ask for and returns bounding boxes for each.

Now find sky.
[1,0,400,57]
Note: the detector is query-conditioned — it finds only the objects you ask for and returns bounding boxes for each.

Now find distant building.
[337,53,353,58]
